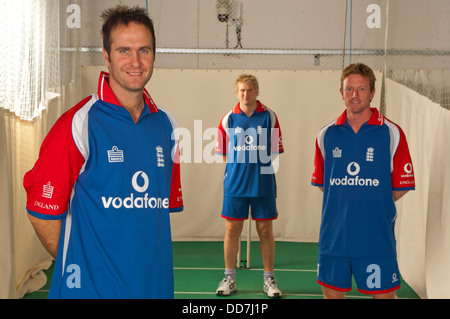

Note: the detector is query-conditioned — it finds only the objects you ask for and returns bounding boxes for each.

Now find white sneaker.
[216,275,237,296]
[264,277,282,298]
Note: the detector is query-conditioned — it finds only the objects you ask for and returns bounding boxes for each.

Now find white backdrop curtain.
[386,77,450,299]
[0,81,83,298]
[0,0,82,298]
[0,0,60,120]
[0,0,61,299]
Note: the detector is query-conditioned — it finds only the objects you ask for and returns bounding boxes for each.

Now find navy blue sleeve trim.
[26,207,68,220]
[169,206,184,213]
[392,187,415,191]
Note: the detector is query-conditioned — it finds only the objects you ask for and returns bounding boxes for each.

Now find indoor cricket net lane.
[172,241,419,299]
[22,241,419,299]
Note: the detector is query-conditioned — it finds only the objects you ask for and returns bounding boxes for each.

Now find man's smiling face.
[103,21,154,95]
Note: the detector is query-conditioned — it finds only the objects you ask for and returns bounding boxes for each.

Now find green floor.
[22,241,419,299]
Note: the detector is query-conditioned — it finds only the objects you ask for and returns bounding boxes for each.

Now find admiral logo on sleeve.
[42,182,54,198]
[33,181,60,211]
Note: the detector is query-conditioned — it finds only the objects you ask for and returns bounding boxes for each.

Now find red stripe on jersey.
[169,143,183,211]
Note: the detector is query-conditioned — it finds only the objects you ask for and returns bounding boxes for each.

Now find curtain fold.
[0,109,16,298]
[386,77,450,299]
[0,0,60,120]
[0,0,82,298]
[1,79,83,298]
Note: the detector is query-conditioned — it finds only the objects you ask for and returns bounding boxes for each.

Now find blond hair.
[341,63,376,92]
[235,74,259,94]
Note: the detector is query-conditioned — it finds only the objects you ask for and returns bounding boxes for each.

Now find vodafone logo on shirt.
[101,171,169,210]
[402,163,414,178]
[347,162,360,176]
[233,134,266,152]
[329,162,380,187]
[132,171,149,192]
[399,163,415,185]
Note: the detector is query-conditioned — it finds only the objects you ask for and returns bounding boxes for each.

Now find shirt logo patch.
[156,146,165,167]
[42,182,54,199]
[366,147,374,162]
[400,163,415,184]
[332,147,342,158]
[101,171,169,210]
[132,171,149,193]
[108,146,124,163]
[404,163,413,174]
[329,161,380,187]
[347,162,360,176]
[245,135,254,145]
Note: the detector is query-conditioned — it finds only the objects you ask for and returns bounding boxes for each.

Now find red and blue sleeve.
[169,143,183,212]
[271,113,284,154]
[23,102,87,220]
[215,118,228,156]
[311,139,325,187]
[391,126,415,190]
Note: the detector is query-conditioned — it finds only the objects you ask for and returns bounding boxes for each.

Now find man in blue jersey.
[24,5,183,298]
[311,63,415,299]
[215,74,284,298]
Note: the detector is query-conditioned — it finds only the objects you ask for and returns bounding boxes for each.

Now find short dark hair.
[341,63,376,92]
[101,5,156,57]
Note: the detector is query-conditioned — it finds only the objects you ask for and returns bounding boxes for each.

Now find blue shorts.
[221,196,278,221]
[317,254,401,295]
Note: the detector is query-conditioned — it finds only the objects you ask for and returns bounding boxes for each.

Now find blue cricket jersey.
[24,72,183,298]
[215,101,284,198]
[311,108,415,258]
